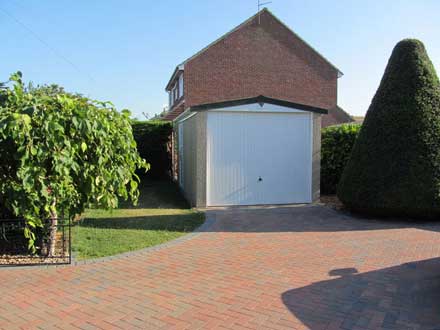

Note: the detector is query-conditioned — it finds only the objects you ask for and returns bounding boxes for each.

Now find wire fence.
[0,217,71,266]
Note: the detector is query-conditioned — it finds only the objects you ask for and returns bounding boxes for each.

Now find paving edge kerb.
[0,212,216,270]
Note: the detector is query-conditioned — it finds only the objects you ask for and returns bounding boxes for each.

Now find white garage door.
[207,110,312,206]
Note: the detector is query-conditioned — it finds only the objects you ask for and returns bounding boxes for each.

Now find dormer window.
[169,85,175,107]
[168,73,184,108]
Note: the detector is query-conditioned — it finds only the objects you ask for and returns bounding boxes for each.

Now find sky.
[1,0,439,118]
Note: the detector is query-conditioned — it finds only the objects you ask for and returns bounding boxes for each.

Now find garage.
[175,96,325,207]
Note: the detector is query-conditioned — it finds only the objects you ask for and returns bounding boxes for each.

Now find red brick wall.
[185,10,338,110]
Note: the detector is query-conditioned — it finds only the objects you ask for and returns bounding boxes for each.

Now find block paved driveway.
[2,205,440,330]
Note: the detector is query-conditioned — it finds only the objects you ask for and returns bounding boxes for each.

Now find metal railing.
[0,217,71,266]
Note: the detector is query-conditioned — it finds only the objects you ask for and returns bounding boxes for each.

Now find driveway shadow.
[205,205,440,233]
[281,257,440,330]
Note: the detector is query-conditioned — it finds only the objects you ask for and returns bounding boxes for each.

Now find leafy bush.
[337,39,440,217]
[321,124,361,194]
[0,72,148,253]
[131,120,172,179]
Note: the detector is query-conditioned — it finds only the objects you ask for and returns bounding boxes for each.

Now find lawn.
[71,180,204,260]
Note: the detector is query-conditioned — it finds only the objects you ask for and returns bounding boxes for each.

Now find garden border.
[0,212,215,270]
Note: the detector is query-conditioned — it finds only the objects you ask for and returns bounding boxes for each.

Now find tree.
[337,39,440,217]
[0,72,149,254]
[0,81,7,106]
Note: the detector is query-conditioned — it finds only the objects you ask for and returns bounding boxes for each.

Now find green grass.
[71,180,204,260]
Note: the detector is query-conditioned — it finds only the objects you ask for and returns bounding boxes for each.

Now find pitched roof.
[188,95,328,114]
[165,8,342,90]
[163,101,185,121]
[322,105,354,128]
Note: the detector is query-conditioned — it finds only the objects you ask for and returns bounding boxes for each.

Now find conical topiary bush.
[337,39,440,217]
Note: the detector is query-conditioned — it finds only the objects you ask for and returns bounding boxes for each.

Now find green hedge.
[321,123,361,194]
[131,120,173,179]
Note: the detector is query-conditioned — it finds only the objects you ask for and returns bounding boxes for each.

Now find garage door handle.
[258,177,263,182]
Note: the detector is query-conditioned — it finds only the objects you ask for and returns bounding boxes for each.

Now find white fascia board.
[208,102,307,114]
[174,109,195,124]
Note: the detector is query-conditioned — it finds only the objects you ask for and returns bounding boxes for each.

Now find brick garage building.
[164,9,350,207]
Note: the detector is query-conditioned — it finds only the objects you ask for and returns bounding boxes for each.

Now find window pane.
[179,74,184,98]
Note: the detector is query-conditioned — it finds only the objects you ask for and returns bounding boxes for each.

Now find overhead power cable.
[0,5,95,83]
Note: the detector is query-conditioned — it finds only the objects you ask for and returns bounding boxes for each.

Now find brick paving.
[2,205,440,330]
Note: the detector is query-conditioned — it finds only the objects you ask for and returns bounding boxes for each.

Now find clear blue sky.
[1,0,439,118]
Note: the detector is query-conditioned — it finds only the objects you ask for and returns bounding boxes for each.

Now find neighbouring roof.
[322,105,354,128]
[165,8,343,91]
[188,95,328,114]
[352,116,365,124]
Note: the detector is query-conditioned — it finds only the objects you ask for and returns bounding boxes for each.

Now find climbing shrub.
[321,123,361,194]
